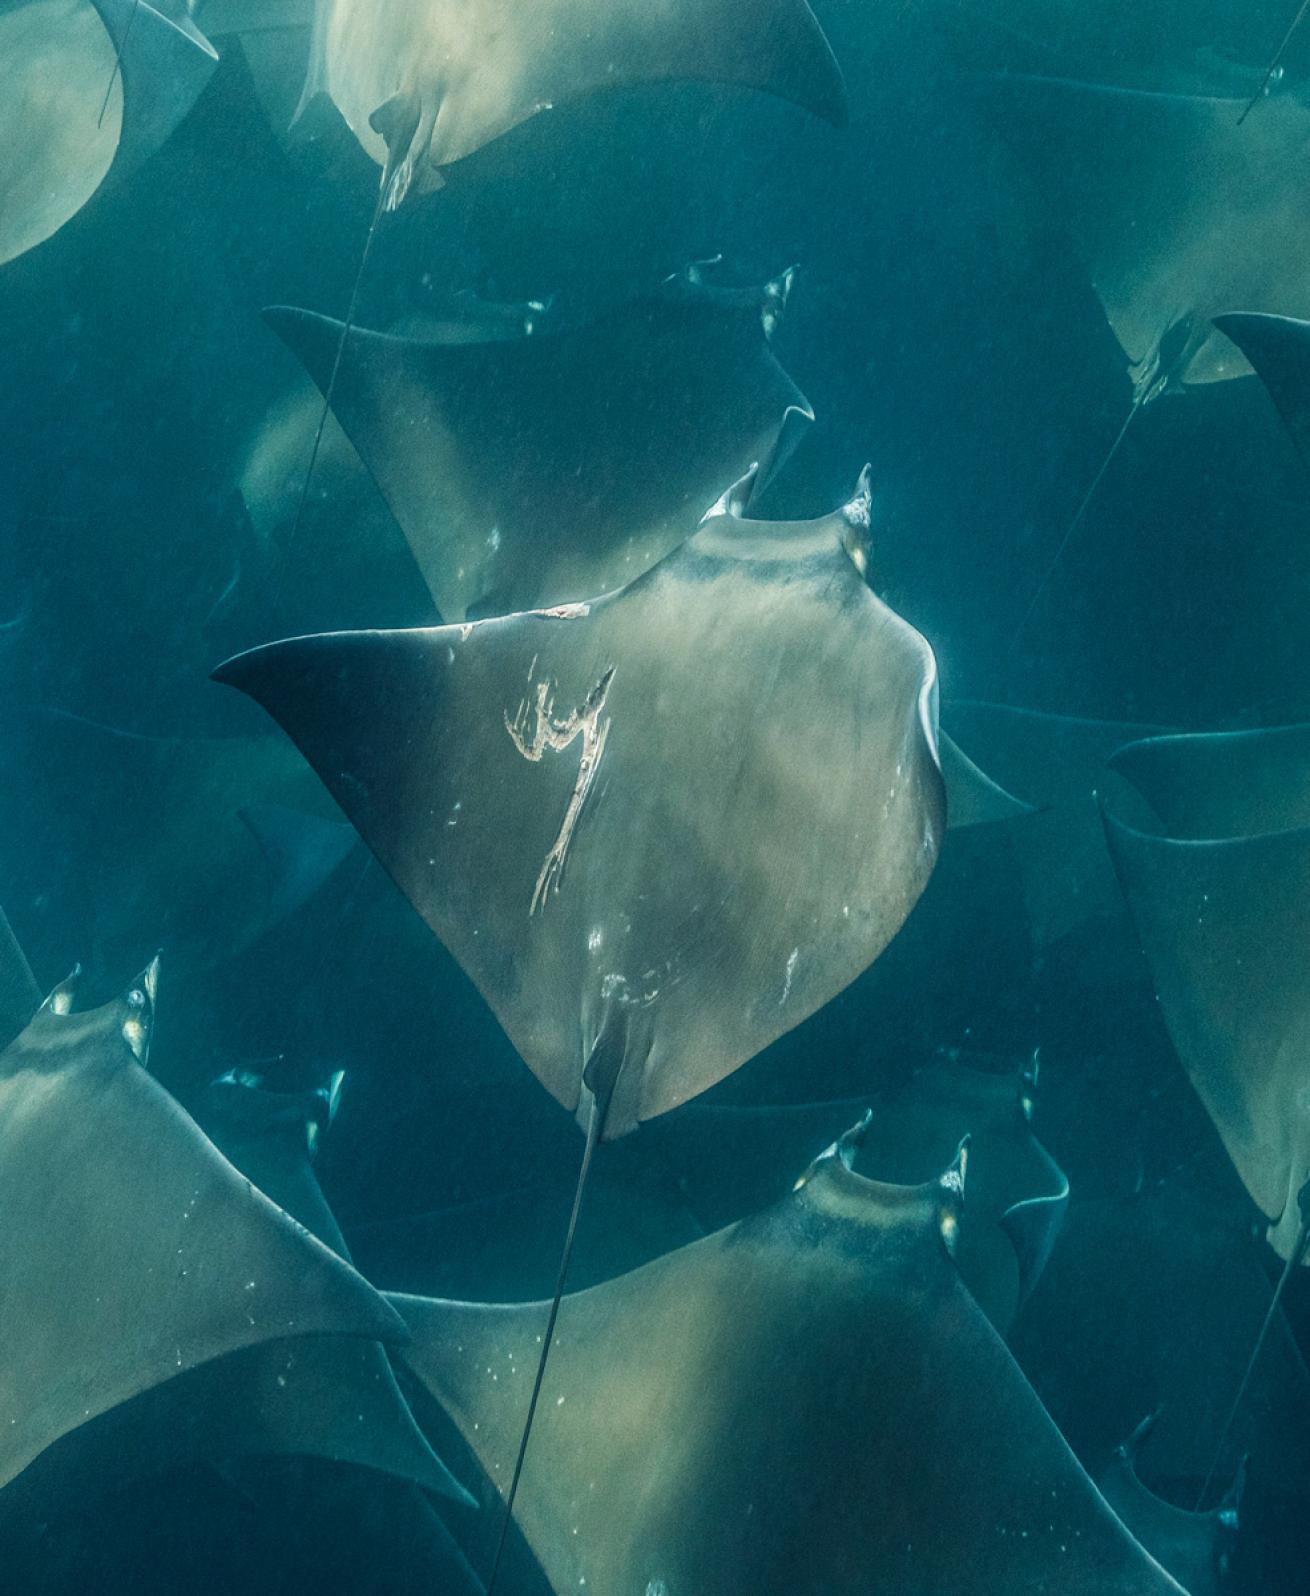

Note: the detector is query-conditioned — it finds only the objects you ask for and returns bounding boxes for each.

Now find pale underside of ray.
[217,482,945,1139]
[639,1059,1066,1332]
[391,1150,1184,1596]
[1098,1420,1237,1596]
[0,0,122,266]
[944,701,1170,949]
[264,275,811,623]
[0,980,405,1492]
[983,76,1310,388]
[5,710,348,972]
[1102,725,1310,1261]
[300,0,847,206]
[0,0,217,268]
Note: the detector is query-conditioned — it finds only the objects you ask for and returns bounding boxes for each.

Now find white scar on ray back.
[780,947,799,1006]
[505,666,617,914]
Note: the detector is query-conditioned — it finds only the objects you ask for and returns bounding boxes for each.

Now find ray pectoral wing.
[506,665,617,916]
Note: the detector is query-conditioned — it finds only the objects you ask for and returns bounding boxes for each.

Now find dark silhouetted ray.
[189,0,315,145]
[1101,724,1310,1260]
[946,0,1298,93]
[298,0,847,207]
[1011,1180,1310,1487]
[391,1127,1185,1596]
[939,730,1037,827]
[945,701,1170,950]
[977,75,1310,392]
[638,1053,1066,1331]
[264,266,812,622]
[217,471,945,1140]
[348,1169,704,1302]
[0,0,217,267]
[0,963,406,1492]
[0,908,40,1051]
[1,710,354,978]
[1099,1413,1243,1596]
[169,1070,473,1503]
[1214,311,1310,470]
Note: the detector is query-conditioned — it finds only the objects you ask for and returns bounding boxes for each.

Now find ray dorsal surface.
[0,964,406,1491]
[264,265,812,623]
[217,471,946,1141]
[391,1131,1185,1595]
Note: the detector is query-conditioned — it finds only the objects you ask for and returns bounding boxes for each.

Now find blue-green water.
[1,3,1308,1593]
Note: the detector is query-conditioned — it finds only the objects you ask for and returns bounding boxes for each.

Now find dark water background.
[1,2,1308,1592]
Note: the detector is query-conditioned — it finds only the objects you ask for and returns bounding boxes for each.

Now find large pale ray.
[1101,724,1310,1260]
[0,967,406,1492]
[391,1134,1184,1596]
[977,76,1310,390]
[217,475,945,1139]
[300,0,847,206]
[945,700,1169,950]
[1098,1414,1242,1596]
[638,1054,1067,1331]
[264,268,812,623]
[0,0,217,268]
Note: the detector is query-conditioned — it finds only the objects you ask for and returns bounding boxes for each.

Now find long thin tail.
[1007,392,1145,660]
[268,180,388,623]
[1194,1191,1309,1510]
[1238,0,1310,125]
[483,1093,607,1596]
[97,0,142,128]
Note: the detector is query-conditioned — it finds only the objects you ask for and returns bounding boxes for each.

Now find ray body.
[265,267,812,623]
[218,475,945,1139]
[348,1169,704,1302]
[979,75,1310,391]
[1012,1181,1310,1487]
[1214,310,1310,470]
[233,369,439,637]
[0,0,217,268]
[0,966,405,1492]
[945,701,1169,951]
[1098,1415,1242,1596]
[0,908,40,1050]
[173,1072,471,1502]
[638,1054,1066,1330]
[299,0,847,206]
[1101,724,1310,1260]
[392,1133,1184,1596]
[945,0,1299,90]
